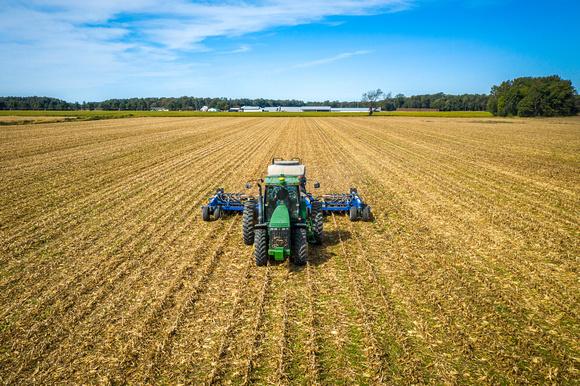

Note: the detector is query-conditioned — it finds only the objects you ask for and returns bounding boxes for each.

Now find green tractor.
[243,159,323,266]
[202,158,371,266]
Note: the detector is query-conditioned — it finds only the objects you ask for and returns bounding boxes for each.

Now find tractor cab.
[267,159,307,194]
[264,183,299,220]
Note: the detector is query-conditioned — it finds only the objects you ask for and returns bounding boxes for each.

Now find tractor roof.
[267,159,305,177]
[265,175,300,185]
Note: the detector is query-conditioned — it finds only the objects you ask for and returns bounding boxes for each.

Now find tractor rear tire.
[202,206,210,221]
[361,206,371,221]
[214,206,222,220]
[349,206,359,222]
[254,228,268,266]
[243,201,256,245]
[292,228,308,266]
[310,201,323,245]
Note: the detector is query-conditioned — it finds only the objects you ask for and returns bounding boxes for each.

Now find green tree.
[488,75,577,117]
[362,89,384,115]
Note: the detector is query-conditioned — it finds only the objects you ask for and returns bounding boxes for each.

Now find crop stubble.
[0,116,578,384]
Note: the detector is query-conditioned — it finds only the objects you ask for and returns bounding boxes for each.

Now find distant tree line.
[487,75,577,117]
[380,93,489,111]
[0,96,306,111]
[0,96,80,110]
[0,94,490,112]
[0,75,576,116]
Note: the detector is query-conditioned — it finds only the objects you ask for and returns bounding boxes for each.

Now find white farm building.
[230,106,381,113]
[240,106,262,112]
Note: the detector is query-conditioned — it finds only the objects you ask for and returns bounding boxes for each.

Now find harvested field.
[0,116,578,384]
[0,115,73,125]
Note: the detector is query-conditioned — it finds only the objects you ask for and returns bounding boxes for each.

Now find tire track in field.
[240,267,272,385]
[293,119,321,386]
[204,254,255,385]
[245,266,289,384]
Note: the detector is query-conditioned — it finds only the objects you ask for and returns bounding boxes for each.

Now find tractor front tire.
[254,228,268,266]
[202,206,210,221]
[243,201,256,245]
[292,228,308,266]
[349,206,359,222]
[311,201,323,245]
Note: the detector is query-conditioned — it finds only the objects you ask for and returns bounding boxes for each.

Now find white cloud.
[1,1,411,50]
[218,45,252,55]
[141,1,411,50]
[293,50,373,69]
[0,0,412,100]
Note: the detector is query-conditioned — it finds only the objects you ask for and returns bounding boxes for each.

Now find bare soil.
[1,116,578,384]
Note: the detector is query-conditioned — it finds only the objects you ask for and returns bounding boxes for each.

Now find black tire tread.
[349,206,358,222]
[361,206,371,221]
[254,228,268,266]
[202,206,210,221]
[310,201,323,245]
[243,201,256,245]
[292,228,308,266]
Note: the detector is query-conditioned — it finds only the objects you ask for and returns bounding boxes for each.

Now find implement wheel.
[214,206,222,220]
[243,201,256,245]
[361,206,371,221]
[292,228,308,266]
[310,201,323,245]
[202,206,210,221]
[349,206,359,222]
[254,228,268,266]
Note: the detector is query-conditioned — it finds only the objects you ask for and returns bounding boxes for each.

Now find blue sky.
[0,0,578,102]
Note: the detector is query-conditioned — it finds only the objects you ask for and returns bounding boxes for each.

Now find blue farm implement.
[320,188,371,221]
[201,188,253,221]
[202,186,371,222]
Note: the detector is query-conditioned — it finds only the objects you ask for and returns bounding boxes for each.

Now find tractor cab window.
[265,185,299,219]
